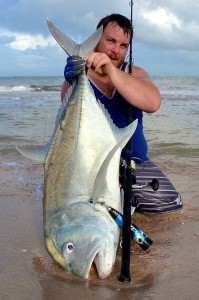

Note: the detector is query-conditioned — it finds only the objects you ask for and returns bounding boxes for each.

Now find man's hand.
[85,53,115,75]
[64,55,86,84]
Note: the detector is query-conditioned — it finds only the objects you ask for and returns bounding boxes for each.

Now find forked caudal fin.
[47,19,103,57]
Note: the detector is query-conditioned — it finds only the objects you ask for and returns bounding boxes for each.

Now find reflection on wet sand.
[1,152,199,300]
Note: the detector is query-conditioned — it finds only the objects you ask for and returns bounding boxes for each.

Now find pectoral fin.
[16,144,49,163]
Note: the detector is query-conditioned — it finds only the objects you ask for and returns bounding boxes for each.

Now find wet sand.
[1,151,199,300]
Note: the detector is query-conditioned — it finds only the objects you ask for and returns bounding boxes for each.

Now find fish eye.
[66,242,74,252]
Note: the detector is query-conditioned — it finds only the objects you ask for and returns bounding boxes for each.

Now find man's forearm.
[108,67,161,113]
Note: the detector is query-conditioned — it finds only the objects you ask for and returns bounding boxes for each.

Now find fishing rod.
[119,0,135,283]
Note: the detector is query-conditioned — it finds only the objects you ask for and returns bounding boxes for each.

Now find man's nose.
[111,44,119,54]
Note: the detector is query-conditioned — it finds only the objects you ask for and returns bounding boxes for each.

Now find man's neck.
[88,69,115,98]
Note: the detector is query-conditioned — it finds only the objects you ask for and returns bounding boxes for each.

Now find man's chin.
[111,60,123,68]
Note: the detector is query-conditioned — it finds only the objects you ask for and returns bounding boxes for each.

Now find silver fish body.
[17,20,137,279]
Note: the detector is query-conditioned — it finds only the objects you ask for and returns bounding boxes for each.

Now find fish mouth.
[80,240,113,279]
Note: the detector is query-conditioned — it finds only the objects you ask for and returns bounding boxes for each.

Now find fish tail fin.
[47,19,102,57]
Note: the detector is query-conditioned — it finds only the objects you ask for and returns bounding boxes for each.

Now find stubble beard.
[94,45,124,69]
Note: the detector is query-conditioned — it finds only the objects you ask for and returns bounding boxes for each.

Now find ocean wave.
[30,85,62,91]
[0,85,62,92]
[161,91,199,101]
[0,85,34,92]
[148,142,199,158]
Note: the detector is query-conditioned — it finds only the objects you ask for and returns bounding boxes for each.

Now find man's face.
[95,22,130,68]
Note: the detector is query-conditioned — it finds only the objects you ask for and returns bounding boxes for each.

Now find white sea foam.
[0,85,33,92]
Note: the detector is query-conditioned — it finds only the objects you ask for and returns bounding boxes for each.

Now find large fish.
[17,20,137,279]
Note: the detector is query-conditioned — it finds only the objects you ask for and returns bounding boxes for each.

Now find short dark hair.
[96,13,133,40]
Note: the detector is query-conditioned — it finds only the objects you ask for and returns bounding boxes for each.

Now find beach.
[0,76,199,299]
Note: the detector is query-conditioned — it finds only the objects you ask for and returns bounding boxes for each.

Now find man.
[61,13,183,214]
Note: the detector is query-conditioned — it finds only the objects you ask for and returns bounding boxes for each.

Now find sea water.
[0,76,198,157]
[0,76,199,300]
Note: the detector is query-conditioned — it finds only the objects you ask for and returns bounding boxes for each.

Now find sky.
[0,0,199,77]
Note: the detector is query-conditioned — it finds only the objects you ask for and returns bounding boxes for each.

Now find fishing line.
[42,114,51,144]
[42,117,48,144]
[128,0,133,74]
[125,0,141,64]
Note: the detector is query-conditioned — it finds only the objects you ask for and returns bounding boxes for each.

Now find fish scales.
[16,20,138,279]
[44,75,118,211]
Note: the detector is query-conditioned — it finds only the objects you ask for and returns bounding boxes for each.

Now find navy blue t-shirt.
[89,62,148,163]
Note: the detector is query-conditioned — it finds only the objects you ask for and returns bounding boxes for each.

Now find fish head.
[52,202,119,279]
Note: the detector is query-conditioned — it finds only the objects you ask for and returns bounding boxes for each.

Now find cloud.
[142,7,181,28]
[134,1,199,51]
[0,29,56,51]
[0,0,199,76]
[1,0,199,51]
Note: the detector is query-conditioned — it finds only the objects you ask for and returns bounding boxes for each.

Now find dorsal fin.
[96,99,137,144]
[47,19,103,57]
[93,119,138,202]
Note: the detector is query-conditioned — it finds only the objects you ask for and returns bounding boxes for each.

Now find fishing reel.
[117,158,159,252]
[119,159,159,192]
[132,178,159,191]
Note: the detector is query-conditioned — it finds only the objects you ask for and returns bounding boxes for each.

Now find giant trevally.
[17,20,137,279]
